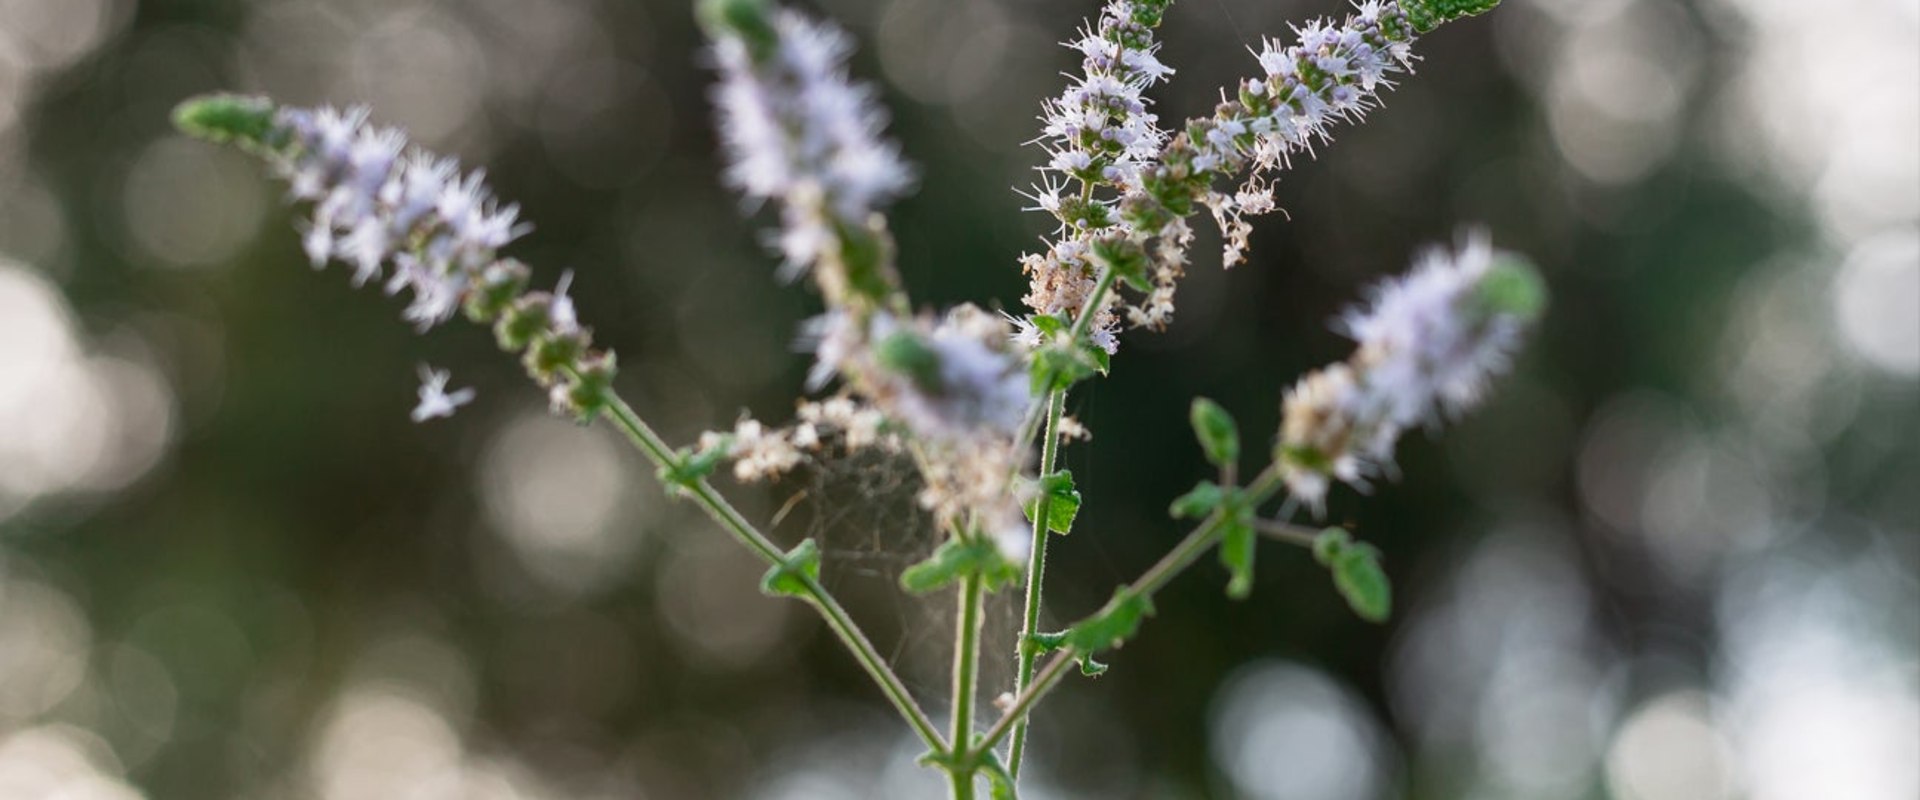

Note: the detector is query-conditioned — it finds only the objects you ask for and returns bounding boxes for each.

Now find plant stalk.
[1006,387,1066,775]
[972,466,1285,757]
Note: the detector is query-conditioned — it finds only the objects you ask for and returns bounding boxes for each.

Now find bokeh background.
[0,0,1915,797]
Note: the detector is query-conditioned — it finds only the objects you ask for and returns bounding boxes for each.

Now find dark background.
[0,0,1914,798]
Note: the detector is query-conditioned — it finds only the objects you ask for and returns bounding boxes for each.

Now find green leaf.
[658,444,727,490]
[875,331,942,392]
[1090,235,1152,292]
[1331,543,1392,623]
[1396,0,1502,33]
[1030,314,1066,336]
[1471,254,1549,323]
[1022,470,1081,535]
[1312,527,1353,566]
[899,538,1021,594]
[172,94,278,148]
[1219,518,1256,600]
[698,0,778,52]
[1065,589,1155,653]
[759,539,822,599]
[1025,630,1069,659]
[981,753,1020,800]
[1076,652,1110,677]
[1168,481,1226,519]
[1188,398,1240,469]
[1083,340,1111,376]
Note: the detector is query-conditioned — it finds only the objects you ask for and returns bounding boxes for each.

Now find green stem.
[948,570,986,799]
[1006,387,1066,775]
[597,392,948,753]
[972,467,1285,758]
[1013,266,1118,452]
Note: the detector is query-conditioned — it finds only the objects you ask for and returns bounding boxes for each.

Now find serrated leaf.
[1082,340,1111,376]
[1220,519,1256,600]
[1168,481,1226,519]
[1331,543,1392,623]
[759,539,821,598]
[1022,470,1081,535]
[1188,398,1240,469]
[1076,652,1109,677]
[1025,629,1069,657]
[899,538,1021,594]
[660,444,727,489]
[1065,589,1155,653]
[1090,235,1152,292]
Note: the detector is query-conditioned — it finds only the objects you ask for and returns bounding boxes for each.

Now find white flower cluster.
[1187,1,1416,267]
[1021,0,1177,352]
[709,7,912,281]
[693,396,905,484]
[275,106,528,331]
[1278,233,1540,509]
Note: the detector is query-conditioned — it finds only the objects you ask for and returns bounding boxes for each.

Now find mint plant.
[172,0,1538,795]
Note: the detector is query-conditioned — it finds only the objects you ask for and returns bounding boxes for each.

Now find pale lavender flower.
[272,104,530,332]
[709,8,912,279]
[411,365,475,422]
[1278,233,1543,511]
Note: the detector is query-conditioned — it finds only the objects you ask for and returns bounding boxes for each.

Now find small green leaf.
[899,538,1021,594]
[1025,629,1070,658]
[1169,481,1226,519]
[1065,589,1155,653]
[1076,652,1110,677]
[875,331,942,392]
[1312,527,1352,566]
[658,444,727,490]
[1083,341,1111,376]
[1022,470,1081,535]
[1188,398,1240,470]
[759,539,822,599]
[172,94,279,149]
[1030,314,1066,336]
[1471,254,1549,323]
[981,753,1020,800]
[1396,0,1502,33]
[1090,235,1152,292]
[1219,518,1256,600]
[698,0,778,52]
[1331,543,1392,623]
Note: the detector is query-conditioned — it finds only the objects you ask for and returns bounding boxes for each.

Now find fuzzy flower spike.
[1277,231,1546,511]
[173,94,619,423]
[1021,0,1505,351]
[703,0,914,310]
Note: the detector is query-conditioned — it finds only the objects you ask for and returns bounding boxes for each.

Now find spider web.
[768,447,1031,720]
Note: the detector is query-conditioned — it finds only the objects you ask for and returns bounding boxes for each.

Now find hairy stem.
[1007,387,1066,775]
[597,391,948,753]
[948,570,986,799]
[973,466,1285,757]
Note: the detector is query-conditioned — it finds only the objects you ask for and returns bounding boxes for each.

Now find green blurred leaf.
[1331,543,1392,623]
[1169,481,1226,519]
[1188,397,1240,469]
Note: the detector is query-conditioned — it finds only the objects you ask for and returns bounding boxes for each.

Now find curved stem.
[1007,387,1066,775]
[972,467,1286,758]
[597,392,948,753]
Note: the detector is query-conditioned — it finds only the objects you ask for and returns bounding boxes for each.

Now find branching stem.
[596,391,948,753]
